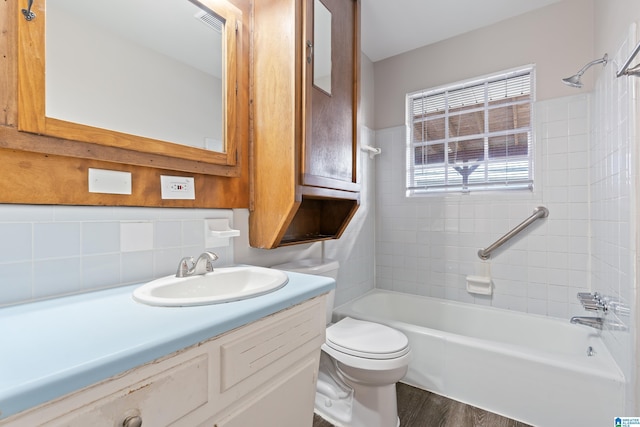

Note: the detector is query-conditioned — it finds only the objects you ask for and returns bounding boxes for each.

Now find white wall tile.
[0,205,54,222]
[154,221,182,248]
[34,223,81,259]
[0,207,236,306]
[0,262,33,303]
[590,27,637,409]
[182,220,205,247]
[82,222,120,255]
[82,254,121,290]
[0,224,32,263]
[120,222,154,252]
[33,258,82,299]
[121,251,154,284]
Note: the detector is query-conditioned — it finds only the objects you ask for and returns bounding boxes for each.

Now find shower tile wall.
[375,94,592,319]
[591,25,637,412]
[0,206,235,306]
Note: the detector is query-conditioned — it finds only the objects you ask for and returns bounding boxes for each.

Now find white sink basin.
[132,266,289,307]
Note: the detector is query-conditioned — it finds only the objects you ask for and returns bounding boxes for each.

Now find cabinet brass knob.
[123,415,142,427]
[306,40,313,64]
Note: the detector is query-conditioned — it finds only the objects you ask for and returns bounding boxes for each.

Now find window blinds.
[406,67,534,195]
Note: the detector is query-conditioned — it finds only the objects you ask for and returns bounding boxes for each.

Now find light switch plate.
[161,175,195,200]
[88,168,132,195]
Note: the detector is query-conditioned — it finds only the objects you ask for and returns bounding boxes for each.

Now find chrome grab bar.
[477,206,549,260]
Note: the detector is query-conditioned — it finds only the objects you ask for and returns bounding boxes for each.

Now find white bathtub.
[332,290,625,427]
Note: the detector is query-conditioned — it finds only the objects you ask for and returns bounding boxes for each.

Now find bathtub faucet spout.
[570,316,603,330]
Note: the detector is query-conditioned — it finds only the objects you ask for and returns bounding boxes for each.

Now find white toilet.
[272,258,411,427]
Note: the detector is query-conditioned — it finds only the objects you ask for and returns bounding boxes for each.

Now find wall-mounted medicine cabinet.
[0,0,250,207]
[250,0,361,248]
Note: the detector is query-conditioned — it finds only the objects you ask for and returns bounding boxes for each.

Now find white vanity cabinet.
[211,358,319,427]
[0,296,326,427]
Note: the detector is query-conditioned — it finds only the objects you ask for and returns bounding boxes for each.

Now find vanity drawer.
[9,354,210,427]
[220,298,325,392]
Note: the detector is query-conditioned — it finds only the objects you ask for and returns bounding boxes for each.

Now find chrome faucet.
[570,292,631,331]
[570,316,603,330]
[175,252,219,277]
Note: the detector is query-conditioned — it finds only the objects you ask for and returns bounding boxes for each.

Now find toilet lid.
[325,317,410,360]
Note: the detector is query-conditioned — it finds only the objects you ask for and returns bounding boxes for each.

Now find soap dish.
[205,218,240,248]
[466,275,492,295]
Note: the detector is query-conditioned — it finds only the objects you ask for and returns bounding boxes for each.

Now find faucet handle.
[194,251,218,275]
[582,300,606,312]
[578,292,607,312]
[202,251,218,269]
[176,257,194,277]
[577,292,607,311]
[577,292,601,301]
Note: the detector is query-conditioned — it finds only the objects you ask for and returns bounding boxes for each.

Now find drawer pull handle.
[123,415,142,427]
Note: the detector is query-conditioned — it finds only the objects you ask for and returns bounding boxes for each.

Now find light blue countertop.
[0,270,334,420]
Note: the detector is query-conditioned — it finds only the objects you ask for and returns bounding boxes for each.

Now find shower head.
[562,74,584,88]
[562,54,608,88]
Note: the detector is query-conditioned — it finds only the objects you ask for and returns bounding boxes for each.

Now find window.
[406,66,534,195]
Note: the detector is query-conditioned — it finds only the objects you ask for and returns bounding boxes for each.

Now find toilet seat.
[325,317,410,360]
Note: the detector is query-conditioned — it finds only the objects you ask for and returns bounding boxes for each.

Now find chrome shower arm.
[575,55,608,78]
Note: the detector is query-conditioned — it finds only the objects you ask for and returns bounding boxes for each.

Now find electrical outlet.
[160,175,195,199]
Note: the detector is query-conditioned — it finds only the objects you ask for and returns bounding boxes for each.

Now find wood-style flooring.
[312,383,532,427]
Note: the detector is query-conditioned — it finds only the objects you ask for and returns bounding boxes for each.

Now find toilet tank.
[271,258,339,324]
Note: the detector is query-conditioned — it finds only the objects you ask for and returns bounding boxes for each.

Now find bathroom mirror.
[17,0,243,173]
[313,0,332,94]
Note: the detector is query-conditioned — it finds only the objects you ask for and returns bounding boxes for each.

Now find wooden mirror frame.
[15,0,243,177]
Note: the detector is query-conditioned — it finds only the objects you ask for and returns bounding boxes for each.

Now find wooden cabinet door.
[250,0,361,248]
[301,0,360,193]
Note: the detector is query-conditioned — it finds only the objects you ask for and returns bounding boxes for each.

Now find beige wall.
[372,0,594,129]
[595,0,640,55]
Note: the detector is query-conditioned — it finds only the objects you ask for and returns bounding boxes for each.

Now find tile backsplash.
[0,206,234,306]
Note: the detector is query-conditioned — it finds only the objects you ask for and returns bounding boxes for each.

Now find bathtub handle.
[577,292,631,316]
[478,206,549,260]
